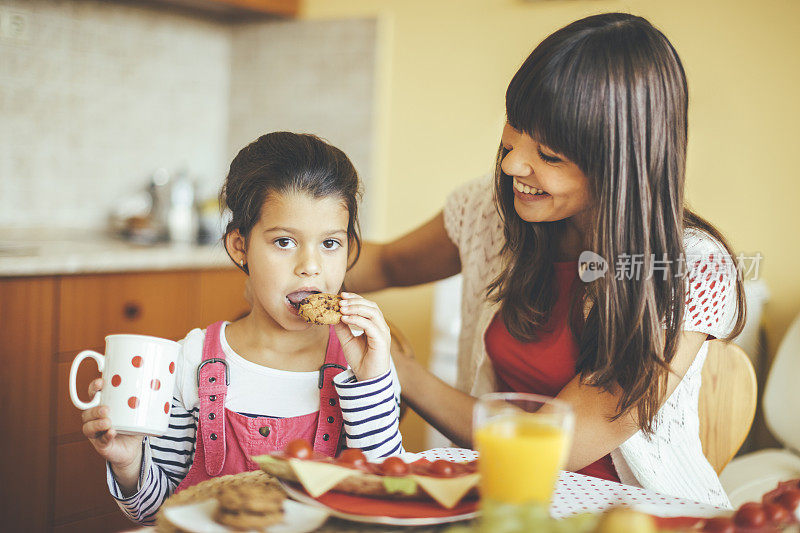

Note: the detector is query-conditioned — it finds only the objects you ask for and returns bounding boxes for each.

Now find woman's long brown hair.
[487,13,746,433]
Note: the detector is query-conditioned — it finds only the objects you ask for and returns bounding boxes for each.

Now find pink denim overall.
[175,321,346,492]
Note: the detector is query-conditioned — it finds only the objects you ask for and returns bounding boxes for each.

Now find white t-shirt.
[182,322,321,418]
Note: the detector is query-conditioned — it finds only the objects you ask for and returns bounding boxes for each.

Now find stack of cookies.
[157,470,287,532]
[213,483,286,531]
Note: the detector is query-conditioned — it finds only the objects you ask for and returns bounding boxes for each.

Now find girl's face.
[500,123,593,223]
[229,191,350,331]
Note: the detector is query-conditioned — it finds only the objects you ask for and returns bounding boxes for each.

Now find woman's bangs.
[505,57,587,164]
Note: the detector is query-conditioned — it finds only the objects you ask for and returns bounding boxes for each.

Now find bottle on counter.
[147,167,172,243]
[167,168,199,245]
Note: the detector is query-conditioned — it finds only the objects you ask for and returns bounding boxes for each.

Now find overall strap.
[313,326,346,455]
[197,321,229,476]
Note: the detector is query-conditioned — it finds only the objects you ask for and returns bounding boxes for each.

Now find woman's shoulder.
[681,226,738,285]
[682,227,731,258]
[443,175,501,250]
[680,228,739,339]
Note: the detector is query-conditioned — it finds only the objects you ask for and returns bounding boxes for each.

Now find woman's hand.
[334,292,391,381]
[82,378,144,494]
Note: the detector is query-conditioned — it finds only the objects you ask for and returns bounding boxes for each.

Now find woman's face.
[500,123,593,223]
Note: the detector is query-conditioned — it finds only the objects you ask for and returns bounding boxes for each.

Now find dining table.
[129,448,726,533]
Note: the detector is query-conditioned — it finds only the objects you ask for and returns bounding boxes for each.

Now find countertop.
[0,228,234,277]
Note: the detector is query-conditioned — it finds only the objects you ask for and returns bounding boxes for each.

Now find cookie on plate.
[298,293,342,325]
[213,483,285,531]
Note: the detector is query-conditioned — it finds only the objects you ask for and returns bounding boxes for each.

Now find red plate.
[284,481,479,519]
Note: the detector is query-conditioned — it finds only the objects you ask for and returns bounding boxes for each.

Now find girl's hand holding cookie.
[82,378,144,485]
[334,292,391,381]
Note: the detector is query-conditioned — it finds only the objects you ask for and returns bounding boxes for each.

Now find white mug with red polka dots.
[69,334,180,436]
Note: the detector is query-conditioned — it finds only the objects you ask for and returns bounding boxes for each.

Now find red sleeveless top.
[484,260,620,483]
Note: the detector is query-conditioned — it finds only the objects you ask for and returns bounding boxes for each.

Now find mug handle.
[69,350,105,410]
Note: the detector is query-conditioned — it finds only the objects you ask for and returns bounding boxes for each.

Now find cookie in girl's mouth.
[297,293,342,325]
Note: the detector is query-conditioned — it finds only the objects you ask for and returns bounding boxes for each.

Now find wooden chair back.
[698,340,758,474]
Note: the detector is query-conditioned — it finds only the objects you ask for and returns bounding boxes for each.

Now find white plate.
[162,498,330,533]
[279,480,479,527]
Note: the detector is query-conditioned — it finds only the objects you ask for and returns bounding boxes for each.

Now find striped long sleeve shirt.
[106,325,404,524]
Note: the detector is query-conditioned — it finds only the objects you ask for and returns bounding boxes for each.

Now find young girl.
[346,13,745,508]
[81,132,404,524]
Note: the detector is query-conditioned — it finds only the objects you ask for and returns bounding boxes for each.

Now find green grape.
[478,500,552,533]
[477,513,526,533]
[443,525,474,533]
[551,513,600,533]
[519,502,552,531]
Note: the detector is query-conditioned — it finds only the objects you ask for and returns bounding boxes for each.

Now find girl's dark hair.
[487,13,746,433]
[221,132,362,272]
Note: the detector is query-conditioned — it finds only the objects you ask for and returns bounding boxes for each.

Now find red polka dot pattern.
[150,379,161,391]
[111,374,121,387]
[418,448,725,519]
[164,402,170,414]
[128,396,139,408]
[131,356,143,368]
[683,252,736,336]
[169,361,175,374]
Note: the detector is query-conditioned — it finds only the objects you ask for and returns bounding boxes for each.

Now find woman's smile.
[512,176,551,200]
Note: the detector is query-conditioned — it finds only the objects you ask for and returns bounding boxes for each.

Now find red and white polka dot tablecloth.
[416,448,726,519]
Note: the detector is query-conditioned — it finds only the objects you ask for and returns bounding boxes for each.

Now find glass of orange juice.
[474,393,574,528]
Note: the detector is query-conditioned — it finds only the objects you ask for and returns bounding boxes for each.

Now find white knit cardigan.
[442,176,739,508]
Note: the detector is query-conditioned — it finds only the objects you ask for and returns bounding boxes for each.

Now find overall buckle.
[318,363,347,389]
[197,358,230,386]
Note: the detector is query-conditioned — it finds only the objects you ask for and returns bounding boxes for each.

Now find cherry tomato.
[285,439,313,459]
[337,448,367,468]
[380,456,410,476]
[764,480,800,506]
[429,460,456,477]
[734,502,767,529]
[777,489,800,512]
[701,517,735,533]
[763,502,790,525]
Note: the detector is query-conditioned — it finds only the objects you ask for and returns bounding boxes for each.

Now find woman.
[345,13,745,507]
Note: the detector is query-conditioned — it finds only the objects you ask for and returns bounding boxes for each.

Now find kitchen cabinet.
[0,268,249,532]
[57,272,199,354]
[0,277,56,532]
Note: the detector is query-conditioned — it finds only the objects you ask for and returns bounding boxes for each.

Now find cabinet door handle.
[123,302,142,320]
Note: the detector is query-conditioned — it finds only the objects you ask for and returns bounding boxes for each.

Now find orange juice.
[474,414,569,504]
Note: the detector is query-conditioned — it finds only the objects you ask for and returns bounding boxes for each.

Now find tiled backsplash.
[229,18,377,233]
[0,0,377,231]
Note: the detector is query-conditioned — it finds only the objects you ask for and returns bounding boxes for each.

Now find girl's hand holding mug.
[81,378,144,469]
[334,292,391,381]
[70,334,180,492]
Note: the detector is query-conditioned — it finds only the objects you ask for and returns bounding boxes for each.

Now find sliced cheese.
[411,473,481,509]
[288,458,355,498]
